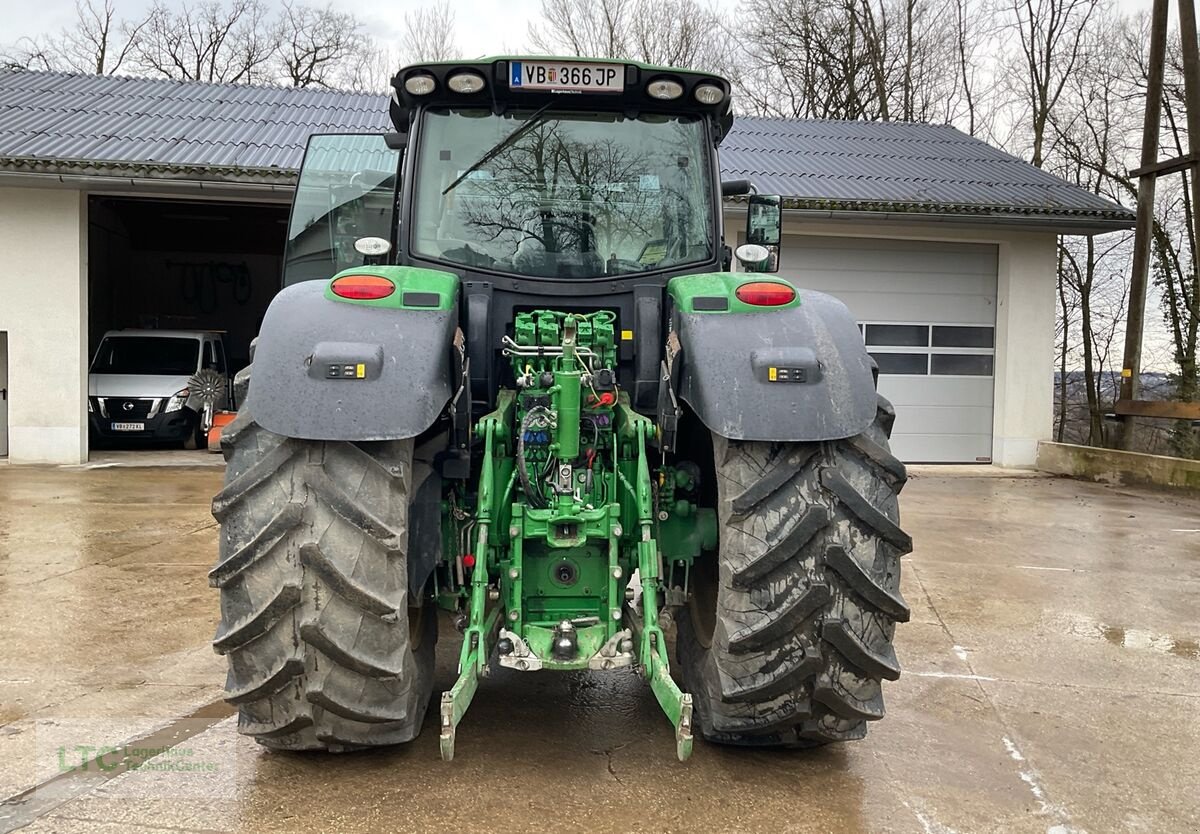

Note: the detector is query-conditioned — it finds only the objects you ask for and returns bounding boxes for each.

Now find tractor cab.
[282,57,782,414]
[390,58,731,286]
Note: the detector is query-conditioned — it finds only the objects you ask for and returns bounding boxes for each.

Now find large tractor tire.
[678,396,911,747]
[209,405,436,751]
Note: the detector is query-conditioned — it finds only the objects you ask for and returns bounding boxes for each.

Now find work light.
[646,78,684,100]
[404,73,436,95]
[447,71,485,94]
[694,84,724,104]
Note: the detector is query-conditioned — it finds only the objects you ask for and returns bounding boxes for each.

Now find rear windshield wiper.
[442,102,555,196]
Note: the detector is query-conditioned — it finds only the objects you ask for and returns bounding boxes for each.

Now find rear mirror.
[746,194,782,246]
[745,194,782,273]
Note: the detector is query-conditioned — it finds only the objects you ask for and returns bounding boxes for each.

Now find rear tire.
[678,396,911,747]
[209,405,436,751]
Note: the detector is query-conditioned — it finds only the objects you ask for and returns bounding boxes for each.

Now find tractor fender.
[246,280,456,441]
[672,285,876,442]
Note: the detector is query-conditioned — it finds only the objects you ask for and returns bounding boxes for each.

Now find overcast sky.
[1,0,1162,52]
[0,0,584,55]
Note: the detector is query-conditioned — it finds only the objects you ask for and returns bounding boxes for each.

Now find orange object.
[207,411,238,452]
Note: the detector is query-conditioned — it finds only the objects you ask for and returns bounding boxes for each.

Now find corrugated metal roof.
[0,68,1134,226]
[0,69,388,172]
[722,117,1128,216]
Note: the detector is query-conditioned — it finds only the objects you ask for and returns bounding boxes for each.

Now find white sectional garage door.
[777,235,998,463]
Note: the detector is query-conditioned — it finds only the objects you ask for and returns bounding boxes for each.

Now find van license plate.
[509,61,623,93]
[111,422,145,431]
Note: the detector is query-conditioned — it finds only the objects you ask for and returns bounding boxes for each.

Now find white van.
[88,330,231,449]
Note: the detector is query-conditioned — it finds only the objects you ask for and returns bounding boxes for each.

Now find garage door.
[776,235,998,463]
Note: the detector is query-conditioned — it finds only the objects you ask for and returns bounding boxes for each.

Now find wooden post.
[1117,0,1171,449]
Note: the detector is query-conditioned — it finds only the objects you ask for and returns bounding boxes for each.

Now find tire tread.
[211,409,435,752]
[679,396,908,748]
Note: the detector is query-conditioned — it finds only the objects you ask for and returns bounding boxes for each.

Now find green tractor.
[210,57,911,761]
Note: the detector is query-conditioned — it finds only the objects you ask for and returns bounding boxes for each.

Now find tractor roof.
[388,56,734,143]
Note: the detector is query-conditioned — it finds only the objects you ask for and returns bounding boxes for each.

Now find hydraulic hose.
[518,407,551,508]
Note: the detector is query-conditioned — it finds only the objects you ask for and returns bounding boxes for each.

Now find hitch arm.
[630,420,694,761]
[440,409,507,761]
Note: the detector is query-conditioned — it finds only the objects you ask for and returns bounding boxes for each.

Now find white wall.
[0,186,1059,467]
[0,187,87,463]
[992,231,1057,467]
[727,211,1059,467]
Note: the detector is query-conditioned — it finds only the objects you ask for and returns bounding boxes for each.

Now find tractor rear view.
[210,57,911,761]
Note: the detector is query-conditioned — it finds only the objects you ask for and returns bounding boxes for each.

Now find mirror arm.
[721,179,757,197]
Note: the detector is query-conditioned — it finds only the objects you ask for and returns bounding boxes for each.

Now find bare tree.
[1,38,57,72]
[0,0,398,88]
[275,1,368,88]
[529,0,632,59]
[737,0,969,123]
[953,0,978,133]
[1047,6,1137,445]
[402,2,459,63]
[2,0,150,75]
[343,3,461,93]
[1003,0,1100,168]
[738,0,865,118]
[134,0,278,84]
[1041,9,1199,457]
[529,0,734,76]
[1108,12,1199,455]
[1158,38,1199,443]
[339,45,400,92]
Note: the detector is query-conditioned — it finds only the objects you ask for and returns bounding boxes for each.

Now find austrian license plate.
[111,422,145,432]
[509,61,623,93]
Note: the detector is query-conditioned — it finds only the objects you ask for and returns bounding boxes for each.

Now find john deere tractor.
[210,57,911,761]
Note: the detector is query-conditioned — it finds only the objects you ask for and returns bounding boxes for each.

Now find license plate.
[509,61,623,93]
[111,422,145,432]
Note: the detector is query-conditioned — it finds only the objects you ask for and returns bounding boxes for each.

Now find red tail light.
[331,274,395,300]
[735,281,796,306]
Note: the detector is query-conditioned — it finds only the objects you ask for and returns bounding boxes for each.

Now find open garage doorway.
[87,196,288,452]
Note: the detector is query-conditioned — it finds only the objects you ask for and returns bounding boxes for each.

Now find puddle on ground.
[1057,613,1199,660]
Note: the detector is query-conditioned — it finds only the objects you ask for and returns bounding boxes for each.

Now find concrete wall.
[0,187,87,463]
[1038,440,1200,489]
[726,212,1060,467]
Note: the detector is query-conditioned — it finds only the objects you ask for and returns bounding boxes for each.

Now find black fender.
[246,281,456,441]
[673,288,876,442]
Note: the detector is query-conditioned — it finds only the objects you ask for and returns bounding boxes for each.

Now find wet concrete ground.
[0,464,1197,833]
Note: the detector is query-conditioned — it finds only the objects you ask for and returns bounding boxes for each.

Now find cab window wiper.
[442,102,555,196]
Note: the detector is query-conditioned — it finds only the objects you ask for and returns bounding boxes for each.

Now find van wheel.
[183,415,207,451]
